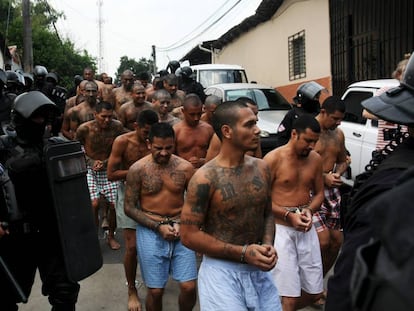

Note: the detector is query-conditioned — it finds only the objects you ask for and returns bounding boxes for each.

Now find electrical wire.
[157,0,243,52]
[157,0,233,51]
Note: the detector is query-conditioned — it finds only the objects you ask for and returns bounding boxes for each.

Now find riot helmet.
[46,72,59,85]
[294,81,326,113]
[23,72,34,91]
[33,65,48,78]
[33,65,48,89]
[6,71,24,94]
[11,91,58,143]
[167,60,180,74]
[178,66,193,80]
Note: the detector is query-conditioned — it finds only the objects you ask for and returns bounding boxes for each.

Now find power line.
[157,0,243,52]
[157,0,233,51]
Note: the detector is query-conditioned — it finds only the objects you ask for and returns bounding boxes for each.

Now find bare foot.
[128,287,142,311]
[107,236,121,250]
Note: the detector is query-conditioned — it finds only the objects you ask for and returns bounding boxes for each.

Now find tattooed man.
[124,122,197,311]
[76,101,125,250]
[180,100,282,311]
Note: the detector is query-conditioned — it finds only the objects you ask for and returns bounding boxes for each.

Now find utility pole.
[151,45,156,75]
[97,0,104,73]
[22,0,33,72]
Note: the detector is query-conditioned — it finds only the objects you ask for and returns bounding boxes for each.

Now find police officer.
[166,60,180,74]
[325,52,414,311]
[176,66,206,102]
[0,91,80,310]
[274,81,326,147]
[32,65,48,91]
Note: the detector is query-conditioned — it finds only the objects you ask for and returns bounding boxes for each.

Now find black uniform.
[0,92,79,311]
[325,137,414,311]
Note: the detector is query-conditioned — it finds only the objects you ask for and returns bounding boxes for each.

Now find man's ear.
[221,124,232,139]
[146,139,151,150]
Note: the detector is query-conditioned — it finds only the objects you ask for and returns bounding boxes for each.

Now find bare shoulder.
[199,120,214,132]
[173,120,184,131]
[129,154,150,172]
[172,154,193,171]
[263,145,284,165]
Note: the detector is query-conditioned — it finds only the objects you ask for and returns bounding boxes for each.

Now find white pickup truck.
[339,79,400,184]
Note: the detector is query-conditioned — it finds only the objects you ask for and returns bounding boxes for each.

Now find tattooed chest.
[216,175,267,205]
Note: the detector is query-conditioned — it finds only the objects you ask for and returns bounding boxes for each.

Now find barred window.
[289,30,306,80]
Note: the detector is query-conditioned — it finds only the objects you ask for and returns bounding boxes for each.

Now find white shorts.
[271,224,323,297]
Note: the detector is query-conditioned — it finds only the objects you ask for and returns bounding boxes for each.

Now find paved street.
[19,229,200,311]
[18,229,325,310]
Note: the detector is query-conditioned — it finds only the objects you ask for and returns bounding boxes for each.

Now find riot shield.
[45,140,102,282]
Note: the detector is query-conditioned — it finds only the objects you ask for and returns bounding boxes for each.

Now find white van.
[340,79,400,183]
[190,64,248,89]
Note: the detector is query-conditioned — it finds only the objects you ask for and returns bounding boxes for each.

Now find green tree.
[0,0,96,89]
[115,56,154,84]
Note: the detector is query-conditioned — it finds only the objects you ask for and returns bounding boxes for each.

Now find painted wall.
[214,0,332,102]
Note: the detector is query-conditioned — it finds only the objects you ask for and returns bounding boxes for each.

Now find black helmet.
[33,65,48,78]
[6,71,21,85]
[46,72,59,85]
[178,66,193,79]
[12,91,58,143]
[13,91,57,118]
[167,60,180,74]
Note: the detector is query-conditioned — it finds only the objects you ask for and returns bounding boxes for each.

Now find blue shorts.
[198,256,282,311]
[136,223,197,288]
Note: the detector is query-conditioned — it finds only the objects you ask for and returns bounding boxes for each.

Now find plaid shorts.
[313,187,341,232]
[86,168,118,204]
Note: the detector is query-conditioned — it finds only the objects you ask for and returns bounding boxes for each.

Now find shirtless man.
[99,72,115,103]
[61,79,87,139]
[107,109,159,311]
[76,101,125,250]
[200,95,221,125]
[264,115,325,311]
[180,101,282,310]
[205,97,261,162]
[163,74,185,118]
[118,83,153,131]
[83,67,105,100]
[151,89,180,126]
[173,94,214,169]
[63,80,99,140]
[112,70,135,114]
[314,96,347,277]
[124,122,197,311]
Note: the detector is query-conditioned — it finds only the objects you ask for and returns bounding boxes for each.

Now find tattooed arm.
[124,162,158,230]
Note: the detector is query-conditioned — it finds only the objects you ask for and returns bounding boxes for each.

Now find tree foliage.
[0,0,96,89]
[115,56,154,84]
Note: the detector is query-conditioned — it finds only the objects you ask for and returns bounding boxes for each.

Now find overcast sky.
[48,0,262,77]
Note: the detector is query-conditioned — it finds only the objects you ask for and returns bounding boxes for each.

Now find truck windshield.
[198,69,248,88]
